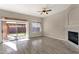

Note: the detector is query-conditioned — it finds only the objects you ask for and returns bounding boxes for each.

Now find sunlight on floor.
[3,42,17,51]
[18,38,30,41]
[3,38,30,51]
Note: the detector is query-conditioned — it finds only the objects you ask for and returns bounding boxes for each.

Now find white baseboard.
[44,35,79,52]
[44,35,64,41]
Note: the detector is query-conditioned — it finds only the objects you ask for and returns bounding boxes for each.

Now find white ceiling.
[0,4,71,18]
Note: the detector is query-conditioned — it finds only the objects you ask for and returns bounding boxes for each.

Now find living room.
[0,4,79,54]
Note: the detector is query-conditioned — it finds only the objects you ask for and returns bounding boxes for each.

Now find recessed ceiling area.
[0,4,71,18]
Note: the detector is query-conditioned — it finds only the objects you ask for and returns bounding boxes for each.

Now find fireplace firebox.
[68,31,78,45]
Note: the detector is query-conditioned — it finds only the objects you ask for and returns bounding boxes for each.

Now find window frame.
[31,22,42,33]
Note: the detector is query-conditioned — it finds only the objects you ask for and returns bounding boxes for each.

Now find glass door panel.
[2,21,17,41]
[17,24,26,40]
[8,24,17,41]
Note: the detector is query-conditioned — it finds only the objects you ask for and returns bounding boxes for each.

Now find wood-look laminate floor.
[0,36,79,54]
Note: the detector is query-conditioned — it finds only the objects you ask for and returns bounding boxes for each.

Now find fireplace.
[68,31,78,45]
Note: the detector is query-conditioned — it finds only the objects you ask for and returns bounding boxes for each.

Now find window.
[32,22,41,32]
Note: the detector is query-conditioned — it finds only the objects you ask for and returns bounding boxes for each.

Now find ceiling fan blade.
[46,12,48,14]
[47,9,52,11]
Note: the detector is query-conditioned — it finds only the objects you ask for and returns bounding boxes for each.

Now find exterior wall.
[0,9,43,43]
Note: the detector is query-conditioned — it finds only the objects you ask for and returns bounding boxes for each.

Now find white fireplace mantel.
[67,25,79,32]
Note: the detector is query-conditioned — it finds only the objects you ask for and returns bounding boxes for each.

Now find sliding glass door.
[2,20,27,42]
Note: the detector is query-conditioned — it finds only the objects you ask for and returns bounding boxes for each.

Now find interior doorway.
[2,19,29,42]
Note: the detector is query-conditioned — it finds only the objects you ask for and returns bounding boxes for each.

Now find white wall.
[43,9,69,40]
[69,5,79,26]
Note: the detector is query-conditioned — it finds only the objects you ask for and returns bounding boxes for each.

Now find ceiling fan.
[38,8,52,15]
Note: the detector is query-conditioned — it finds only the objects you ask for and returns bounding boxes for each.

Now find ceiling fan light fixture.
[38,7,52,15]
